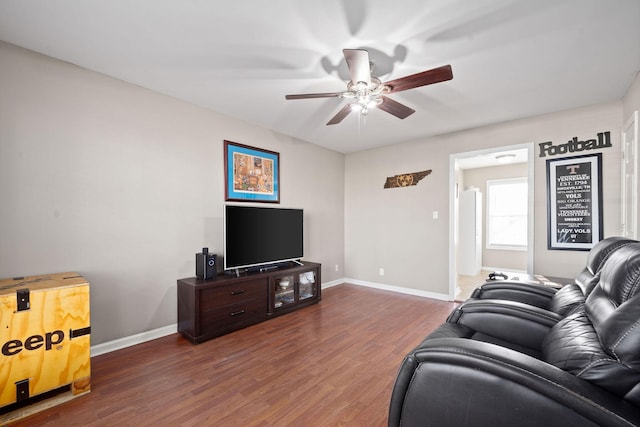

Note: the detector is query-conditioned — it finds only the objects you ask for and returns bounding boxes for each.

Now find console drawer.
[200,298,267,332]
[199,279,266,310]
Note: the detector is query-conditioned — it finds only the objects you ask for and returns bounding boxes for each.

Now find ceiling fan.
[285,49,453,125]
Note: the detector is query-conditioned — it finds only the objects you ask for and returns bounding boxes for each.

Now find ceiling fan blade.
[378,96,415,119]
[384,65,453,94]
[343,49,371,86]
[285,92,342,100]
[327,104,353,125]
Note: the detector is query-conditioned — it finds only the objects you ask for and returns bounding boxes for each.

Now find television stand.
[177,261,321,344]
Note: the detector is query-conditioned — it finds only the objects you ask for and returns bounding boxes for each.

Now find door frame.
[448,142,535,300]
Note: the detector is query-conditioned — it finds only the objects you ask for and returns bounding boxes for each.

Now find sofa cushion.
[427,321,543,359]
[542,307,640,404]
[549,283,585,316]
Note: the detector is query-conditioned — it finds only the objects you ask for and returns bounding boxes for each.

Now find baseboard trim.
[345,278,451,301]
[321,278,344,289]
[91,324,177,358]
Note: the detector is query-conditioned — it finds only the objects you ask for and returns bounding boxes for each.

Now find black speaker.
[196,248,217,280]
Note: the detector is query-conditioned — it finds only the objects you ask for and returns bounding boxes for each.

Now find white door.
[621,111,638,239]
[458,189,482,275]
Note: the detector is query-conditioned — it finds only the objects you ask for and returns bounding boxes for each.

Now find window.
[486,177,528,250]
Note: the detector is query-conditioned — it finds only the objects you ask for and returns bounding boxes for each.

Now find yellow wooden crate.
[0,272,91,409]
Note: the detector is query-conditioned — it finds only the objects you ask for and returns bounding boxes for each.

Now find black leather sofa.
[470,236,638,316]
[389,242,640,427]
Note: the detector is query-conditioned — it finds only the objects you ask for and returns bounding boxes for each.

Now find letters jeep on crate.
[0,272,91,415]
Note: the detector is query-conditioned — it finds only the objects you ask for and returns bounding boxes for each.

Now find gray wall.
[345,102,623,295]
[0,42,345,345]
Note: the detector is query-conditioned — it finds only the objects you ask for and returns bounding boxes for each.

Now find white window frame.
[486,177,528,251]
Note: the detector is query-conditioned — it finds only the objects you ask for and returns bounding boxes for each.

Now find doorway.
[448,143,535,301]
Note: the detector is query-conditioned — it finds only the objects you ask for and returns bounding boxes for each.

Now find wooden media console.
[177,262,321,344]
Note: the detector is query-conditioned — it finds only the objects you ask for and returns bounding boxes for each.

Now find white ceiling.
[1,0,639,154]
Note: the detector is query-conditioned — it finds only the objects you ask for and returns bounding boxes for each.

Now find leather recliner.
[469,236,638,316]
[389,243,640,427]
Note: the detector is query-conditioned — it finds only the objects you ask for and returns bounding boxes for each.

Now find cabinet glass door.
[298,271,316,301]
[274,275,295,309]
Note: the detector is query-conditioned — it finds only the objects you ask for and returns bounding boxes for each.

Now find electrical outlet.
[379,268,385,276]
[335,264,339,272]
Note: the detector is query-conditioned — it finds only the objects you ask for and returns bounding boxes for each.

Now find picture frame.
[546,153,603,250]
[224,140,280,203]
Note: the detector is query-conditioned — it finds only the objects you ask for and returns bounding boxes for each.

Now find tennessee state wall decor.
[384,170,432,189]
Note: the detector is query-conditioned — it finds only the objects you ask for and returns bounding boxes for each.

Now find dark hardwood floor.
[9,284,458,426]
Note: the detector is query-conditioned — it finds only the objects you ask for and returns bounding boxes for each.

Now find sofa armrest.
[446,299,562,351]
[389,338,640,427]
[470,281,558,309]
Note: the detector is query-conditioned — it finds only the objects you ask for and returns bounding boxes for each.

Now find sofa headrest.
[586,242,640,362]
[576,236,638,294]
[586,237,638,276]
[592,242,640,303]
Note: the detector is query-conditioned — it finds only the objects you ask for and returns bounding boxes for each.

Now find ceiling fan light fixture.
[351,102,371,116]
[355,81,369,91]
[364,98,381,110]
[351,94,382,116]
[284,48,453,126]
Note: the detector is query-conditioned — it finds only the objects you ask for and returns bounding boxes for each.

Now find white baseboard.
[344,278,452,301]
[321,278,344,289]
[91,324,177,357]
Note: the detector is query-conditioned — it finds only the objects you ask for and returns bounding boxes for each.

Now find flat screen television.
[224,205,304,271]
